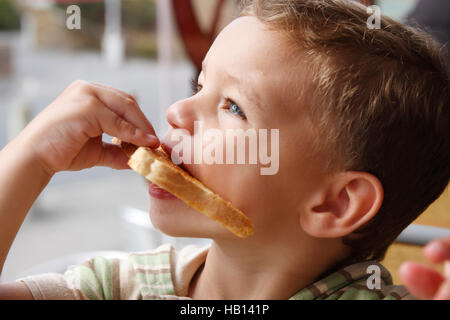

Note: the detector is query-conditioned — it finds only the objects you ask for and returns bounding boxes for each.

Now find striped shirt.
[18,244,414,300]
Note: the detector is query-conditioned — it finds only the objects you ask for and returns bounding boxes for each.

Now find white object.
[102,0,125,68]
[156,0,174,135]
[7,78,38,142]
[396,224,450,245]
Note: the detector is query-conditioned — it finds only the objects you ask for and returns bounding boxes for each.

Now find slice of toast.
[112,137,254,238]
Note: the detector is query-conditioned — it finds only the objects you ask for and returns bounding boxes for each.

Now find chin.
[148,197,226,239]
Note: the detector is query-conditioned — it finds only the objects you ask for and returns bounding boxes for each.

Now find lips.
[148,182,177,200]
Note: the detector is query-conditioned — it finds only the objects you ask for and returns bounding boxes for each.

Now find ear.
[300,171,383,238]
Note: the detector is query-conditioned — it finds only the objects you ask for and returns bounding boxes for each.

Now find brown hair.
[241,0,450,263]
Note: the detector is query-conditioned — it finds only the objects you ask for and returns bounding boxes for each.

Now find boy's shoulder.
[127,243,209,299]
[99,246,415,300]
[290,260,415,300]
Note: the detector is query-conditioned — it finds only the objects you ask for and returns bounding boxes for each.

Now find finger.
[434,280,450,300]
[424,235,450,264]
[97,142,131,170]
[95,105,159,148]
[399,262,445,300]
[82,81,158,137]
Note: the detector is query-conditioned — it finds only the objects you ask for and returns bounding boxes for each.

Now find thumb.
[97,142,131,170]
[434,279,450,300]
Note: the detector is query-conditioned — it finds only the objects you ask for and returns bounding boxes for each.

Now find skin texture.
[0,16,448,300]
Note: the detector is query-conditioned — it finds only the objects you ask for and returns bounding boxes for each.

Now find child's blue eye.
[227,100,246,120]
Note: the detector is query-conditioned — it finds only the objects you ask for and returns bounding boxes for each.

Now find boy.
[0,0,448,299]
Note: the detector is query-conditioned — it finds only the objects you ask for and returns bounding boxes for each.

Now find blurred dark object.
[122,0,156,31]
[0,42,12,76]
[172,0,227,75]
[80,1,104,22]
[52,1,105,50]
[0,1,15,77]
[122,0,157,58]
[51,1,157,58]
[407,0,450,46]
[55,1,105,24]
[359,0,374,6]
[172,0,374,74]
[0,0,21,30]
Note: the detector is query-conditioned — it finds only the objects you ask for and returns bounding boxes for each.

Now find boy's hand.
[400,235,450,300]
[17,80,159,175]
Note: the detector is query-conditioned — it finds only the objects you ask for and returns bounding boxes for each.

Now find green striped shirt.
[19,244,414,300]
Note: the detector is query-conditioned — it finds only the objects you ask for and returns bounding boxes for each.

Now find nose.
[166,97,198,134]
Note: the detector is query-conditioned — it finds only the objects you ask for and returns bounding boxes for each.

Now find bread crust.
[112,138,254,238]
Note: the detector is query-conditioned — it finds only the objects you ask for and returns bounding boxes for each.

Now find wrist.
[0,134,53,273]
[6,133,55,180]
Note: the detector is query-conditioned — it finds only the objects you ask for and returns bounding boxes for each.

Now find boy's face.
[149,16,327,241]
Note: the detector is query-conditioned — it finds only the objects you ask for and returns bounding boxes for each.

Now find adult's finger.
[434,280,450,300]
[80,81,158,137]
[399,262,445,300]
[424,236,450,264]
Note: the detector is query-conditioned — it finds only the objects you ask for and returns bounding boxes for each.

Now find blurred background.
[0,0,448,285]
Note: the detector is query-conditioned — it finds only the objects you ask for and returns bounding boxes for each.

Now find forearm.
[0,81,157,277]
[0,133,53,274]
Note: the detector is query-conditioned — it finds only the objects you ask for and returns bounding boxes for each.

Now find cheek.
[269,139,326,216]
[190,128,280,217]
[217,111,244,129]
[194,163,264,218]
